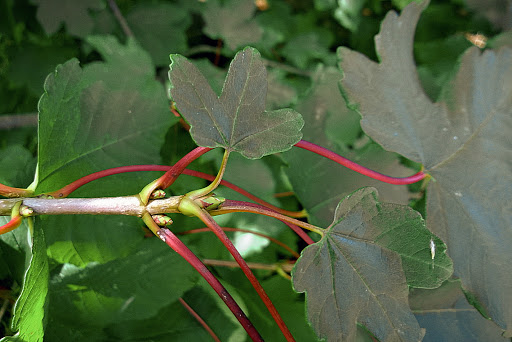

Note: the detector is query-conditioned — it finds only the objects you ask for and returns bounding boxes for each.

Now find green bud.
[20,205,34,217]
[152,215,173,227]
[198,194,225,210]
[150,189,166,200]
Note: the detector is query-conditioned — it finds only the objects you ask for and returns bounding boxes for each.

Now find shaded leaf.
[0,220,32,286]
[339,0,512,334]
[32,0,104,37]
[202,0,263,51]
[293,187,425,341]
[104,285,239,342]
[0,145,35,189]
[410,280,508,341]
[463,0,512,30]
[169,47,304,159]
[125,3,191,66]
[281,32,336,69]
[7,43,77,96]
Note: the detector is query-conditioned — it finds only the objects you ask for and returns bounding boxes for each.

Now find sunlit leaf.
[168,47,304,159]
[8,222,49,342]
[36,36,177,193]
[339,0,512,335]
[293,187,426,341]
[44,238,199,338]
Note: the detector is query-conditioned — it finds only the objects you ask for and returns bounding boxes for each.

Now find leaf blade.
[293,188,425,342]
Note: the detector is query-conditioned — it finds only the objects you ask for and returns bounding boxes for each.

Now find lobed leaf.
[293,187,427,341]
[168,47,304,159]
[339,0,512,335]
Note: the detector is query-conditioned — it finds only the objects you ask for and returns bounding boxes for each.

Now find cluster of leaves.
[0,0,511,341]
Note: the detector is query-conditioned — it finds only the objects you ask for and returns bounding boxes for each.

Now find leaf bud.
[152,215,173,227]
[150,189,167,200]
[19,205,34,217]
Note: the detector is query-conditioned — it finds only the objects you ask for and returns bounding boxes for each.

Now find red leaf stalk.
[194,208,296,342]
[295,140,426,185]
[156,228,264,342]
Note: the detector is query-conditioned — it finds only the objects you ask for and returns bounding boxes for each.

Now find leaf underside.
[339,0,512,335]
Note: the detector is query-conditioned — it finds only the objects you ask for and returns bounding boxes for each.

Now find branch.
[0,196,183,216]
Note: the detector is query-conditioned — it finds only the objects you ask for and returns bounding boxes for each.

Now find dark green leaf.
[464,0,512,30]
[0,220,32,285]
[339,0,512,335]
[7,43,77,97]
[125,3,191,66]
[169,47,304,159]
[104,285,239,342]
[410,280,508,341]
[0,145,35,189]
[293,187,425,341]
[202,0,263,51]
[32,0,104,37]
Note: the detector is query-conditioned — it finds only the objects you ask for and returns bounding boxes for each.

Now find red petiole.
[152,224,264,342]
[296,140,427,185]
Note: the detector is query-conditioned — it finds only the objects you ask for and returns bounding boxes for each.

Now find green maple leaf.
[293,187,431,341]
[168,47,304,159]
[339,0,512,335]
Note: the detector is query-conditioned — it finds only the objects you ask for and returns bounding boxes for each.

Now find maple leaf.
[339,0,512,335]
[168,47,304,159]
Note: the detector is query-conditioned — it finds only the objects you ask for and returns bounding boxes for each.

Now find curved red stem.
[295,140,427,185]
[195,209,296,342]
[0,216,22,235]
[157,228,263,342]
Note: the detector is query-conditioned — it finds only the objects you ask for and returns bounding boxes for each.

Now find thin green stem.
[139,147,212,204]
[186,150,230,200]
